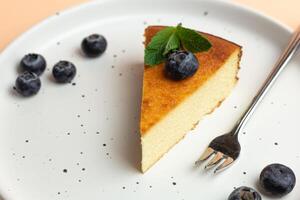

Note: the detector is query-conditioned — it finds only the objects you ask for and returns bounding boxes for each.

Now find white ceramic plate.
[0,0,299,199]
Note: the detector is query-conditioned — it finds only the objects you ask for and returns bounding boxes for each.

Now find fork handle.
[232,26,300,135]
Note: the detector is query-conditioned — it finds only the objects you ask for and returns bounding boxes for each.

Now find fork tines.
[196,147,234,173]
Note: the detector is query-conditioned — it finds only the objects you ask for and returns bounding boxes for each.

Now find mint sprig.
[145,24,212,66]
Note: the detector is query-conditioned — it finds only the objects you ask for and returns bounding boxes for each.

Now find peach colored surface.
[0,0,298,51]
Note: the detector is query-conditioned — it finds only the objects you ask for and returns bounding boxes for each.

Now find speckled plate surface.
[0,0,299,199]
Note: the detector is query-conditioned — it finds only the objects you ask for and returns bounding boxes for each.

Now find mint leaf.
[145,27,176,66]
[144,48,165,66]
[176,25,212,53]
[144,24,212,66]
[163,32,180,56]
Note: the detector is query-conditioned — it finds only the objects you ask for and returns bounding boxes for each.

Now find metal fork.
[196,26,300,173]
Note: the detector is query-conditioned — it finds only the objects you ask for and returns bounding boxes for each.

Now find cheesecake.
[140,26,242,172]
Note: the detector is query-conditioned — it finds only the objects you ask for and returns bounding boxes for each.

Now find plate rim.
[0,0,293,59]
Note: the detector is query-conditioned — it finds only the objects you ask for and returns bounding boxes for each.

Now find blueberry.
[228,186,261,200]
[20,53,46,76]
[52,61,76,83]
[15,71,41,97]
[81,34,107,57]
[260,163,296,196]
[165,50,199,80]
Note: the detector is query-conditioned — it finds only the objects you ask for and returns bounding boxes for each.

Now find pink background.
[0,0,298,51]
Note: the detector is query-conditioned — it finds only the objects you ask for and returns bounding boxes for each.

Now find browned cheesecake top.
[140,26,241,135]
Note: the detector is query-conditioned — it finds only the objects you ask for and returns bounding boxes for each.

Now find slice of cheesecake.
[140,26,242,172]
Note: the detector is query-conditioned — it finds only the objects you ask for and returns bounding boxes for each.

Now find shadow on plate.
[111,61,143,172]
